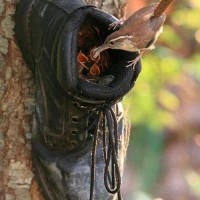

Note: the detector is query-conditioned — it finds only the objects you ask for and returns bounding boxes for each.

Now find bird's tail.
[153,0,175,17]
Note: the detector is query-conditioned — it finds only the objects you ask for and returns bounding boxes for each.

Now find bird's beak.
[92,44,110,58]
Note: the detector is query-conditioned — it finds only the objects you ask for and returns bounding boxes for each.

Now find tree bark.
[85,0,128,18]
[0,0,128,199]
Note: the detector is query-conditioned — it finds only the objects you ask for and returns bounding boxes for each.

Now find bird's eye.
[109,41,114,45]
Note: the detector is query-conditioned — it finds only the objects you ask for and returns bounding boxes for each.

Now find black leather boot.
[15,0,141,199]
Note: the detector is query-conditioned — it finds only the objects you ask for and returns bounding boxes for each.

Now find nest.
[77,24,111,82]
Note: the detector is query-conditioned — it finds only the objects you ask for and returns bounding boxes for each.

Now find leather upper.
[15,0,141,199]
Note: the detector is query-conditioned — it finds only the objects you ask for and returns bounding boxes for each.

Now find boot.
[15,0,141,199]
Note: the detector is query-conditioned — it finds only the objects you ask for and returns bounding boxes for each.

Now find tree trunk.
[0,0,128,199]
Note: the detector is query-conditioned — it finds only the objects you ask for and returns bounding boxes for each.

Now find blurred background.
[122,0,200,200]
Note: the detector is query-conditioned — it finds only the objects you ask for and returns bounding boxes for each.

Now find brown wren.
[92,0,174,68]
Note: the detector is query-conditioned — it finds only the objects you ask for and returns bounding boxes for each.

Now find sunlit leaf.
[186,170,200,196]
[157,90,180,111]
[189,0,200,8]
[171,9,200,29]
[160,25,182,47]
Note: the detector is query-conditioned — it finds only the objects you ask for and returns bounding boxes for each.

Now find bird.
[92,0,175,68]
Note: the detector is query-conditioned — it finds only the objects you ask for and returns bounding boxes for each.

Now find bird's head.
[92,31,139,59]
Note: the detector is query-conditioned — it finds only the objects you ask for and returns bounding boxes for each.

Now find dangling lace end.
[103,106,122,198]
[89,110,102,200]
[89,104,122,200]
[118,190,122,200]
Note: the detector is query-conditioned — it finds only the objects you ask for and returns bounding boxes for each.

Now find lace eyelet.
[72,116,79,123]
[71,129,78,135]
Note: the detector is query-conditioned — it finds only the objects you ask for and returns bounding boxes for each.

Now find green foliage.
[127,128,164,192]
[124,0,200,197]
[124,0,200,132]
[171,9,200,30]
[160,25,181,47]
[186,170,200,197]
[123,48,182,131]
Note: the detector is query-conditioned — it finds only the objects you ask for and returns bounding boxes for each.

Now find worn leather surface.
[15,0,141,199]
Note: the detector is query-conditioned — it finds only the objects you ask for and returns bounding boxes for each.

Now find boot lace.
[88,103,122,200]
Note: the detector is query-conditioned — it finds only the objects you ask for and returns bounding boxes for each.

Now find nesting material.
[77,25,111,82]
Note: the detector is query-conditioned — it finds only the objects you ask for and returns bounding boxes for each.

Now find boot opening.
[71,8,141,101]
[77,15,112,83]
[76,10,137,86]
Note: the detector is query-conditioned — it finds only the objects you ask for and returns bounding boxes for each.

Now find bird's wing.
[130,14,166,49]
[149,14,166,33]
[122,3,158,28]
